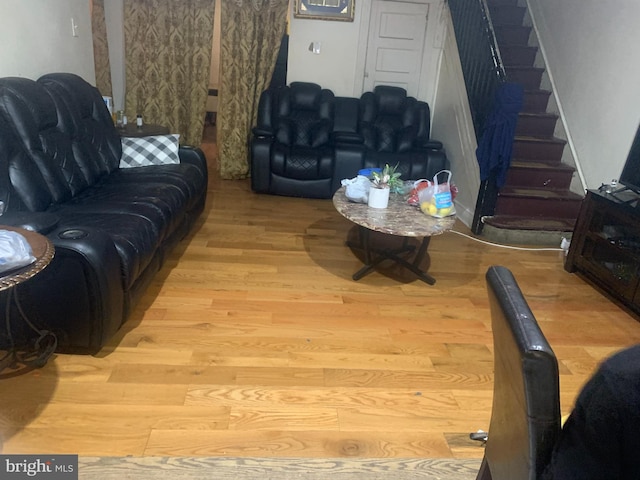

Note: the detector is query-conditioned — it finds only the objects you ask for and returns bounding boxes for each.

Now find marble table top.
[333,187,456,237]
[0,225,54,292]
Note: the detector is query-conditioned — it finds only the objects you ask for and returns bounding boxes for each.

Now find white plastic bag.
[342,175,372,203]
[0,230,36,274]
[418,170,456,218]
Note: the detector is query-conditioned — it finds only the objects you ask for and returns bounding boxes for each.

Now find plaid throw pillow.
[120,134,180,168]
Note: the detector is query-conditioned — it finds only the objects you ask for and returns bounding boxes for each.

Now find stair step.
[480,0,580,244]
[486,0,519,7]
[481,218,574,246]
[506,66,544,89]
[495,187,583,217]
[494,25,531,45]
[488,5,526,26]
[505,160,574,189]
[500,45,538,66]
[516,112,558,136]
[483,215,576,232]
[522,89,551,113]
[512,135,566,161]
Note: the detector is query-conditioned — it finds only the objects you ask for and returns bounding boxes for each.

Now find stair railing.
[448,0,508,233]
[448,0,506,138]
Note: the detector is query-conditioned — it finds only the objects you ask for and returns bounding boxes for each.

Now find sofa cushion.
[120,134,180,167]
[0,115,52,212]
[397,126,417,153]
[108,162,206,210]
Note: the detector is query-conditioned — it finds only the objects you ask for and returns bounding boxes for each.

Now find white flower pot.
[368,187,390,209]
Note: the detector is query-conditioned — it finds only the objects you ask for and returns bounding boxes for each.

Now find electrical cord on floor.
[449,229,566,252]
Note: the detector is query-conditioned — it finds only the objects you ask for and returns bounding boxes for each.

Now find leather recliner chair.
[357,85,448,180]
[251,82,336,198]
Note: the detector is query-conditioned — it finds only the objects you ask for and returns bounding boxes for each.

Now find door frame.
[353,0,448,106]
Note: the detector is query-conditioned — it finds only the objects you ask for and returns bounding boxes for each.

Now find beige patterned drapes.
[91,0,112,97]
[218,0,289,179]
[124,0,215,147]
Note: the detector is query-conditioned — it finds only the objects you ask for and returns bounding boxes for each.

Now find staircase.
[481,0,583,243]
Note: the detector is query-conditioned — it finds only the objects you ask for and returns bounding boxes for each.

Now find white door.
[363,1,431,97]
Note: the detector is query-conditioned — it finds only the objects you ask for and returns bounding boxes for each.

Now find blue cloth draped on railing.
[475,82,524,187]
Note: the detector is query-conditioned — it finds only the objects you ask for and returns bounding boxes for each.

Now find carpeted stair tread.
[499,186,583,200]
[509,160,575,171]
[518,112,558,120]
[483,214,575,231]
[514,134,566,144]
[487,0,518,5]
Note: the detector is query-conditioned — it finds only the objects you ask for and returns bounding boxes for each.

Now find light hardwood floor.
[2,134,640,458]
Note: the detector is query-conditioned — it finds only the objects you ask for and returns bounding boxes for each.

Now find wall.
[287,3,365,97]
[430,8,479,228]
[527,0,640,189]
[287,0,446,104]
[0,0,94,82]
[104,0,125,110]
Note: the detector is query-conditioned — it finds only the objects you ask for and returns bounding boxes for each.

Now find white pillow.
[120,134,180,168]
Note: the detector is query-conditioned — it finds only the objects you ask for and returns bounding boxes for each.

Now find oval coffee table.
[333,187,455,284]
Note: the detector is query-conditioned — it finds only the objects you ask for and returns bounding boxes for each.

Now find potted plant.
[368,164,401,208]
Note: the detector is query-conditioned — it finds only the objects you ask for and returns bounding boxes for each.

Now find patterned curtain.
[91,0,112,96]
[124,0,215,147]
[219,0,289,179]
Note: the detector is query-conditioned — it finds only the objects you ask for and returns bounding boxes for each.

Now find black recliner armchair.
[251,82,336,198]
[357,85,448,180]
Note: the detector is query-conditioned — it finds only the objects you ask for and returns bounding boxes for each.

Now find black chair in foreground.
[477,266,561,480]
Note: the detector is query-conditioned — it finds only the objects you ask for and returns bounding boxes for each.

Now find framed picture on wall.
[294,0,355,22]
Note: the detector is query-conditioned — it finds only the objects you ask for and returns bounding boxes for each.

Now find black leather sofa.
[250,82,449,198]
[0,73,208,353]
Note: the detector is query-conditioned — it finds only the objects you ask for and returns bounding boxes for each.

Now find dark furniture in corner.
[478,266,561,480]
[565,188,640,317]
[250,83,448,199]
[0,73,208,354]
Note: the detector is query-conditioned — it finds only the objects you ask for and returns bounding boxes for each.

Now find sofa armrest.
[14,225,125,353]
[250,136,274,193]
[332,143,365,194]
[417,139,444,150]
[252,126,274,138]
[0,212,60,234]
[178,145,207,169]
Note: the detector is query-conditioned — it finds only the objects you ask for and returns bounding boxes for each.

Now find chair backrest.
[38,73,122,176]
[255,82,335,149]
[359,85,431,153]
[0,77,85,205]
[479,266,561,480]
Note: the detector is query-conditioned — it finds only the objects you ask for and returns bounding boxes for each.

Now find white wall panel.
[0,0,94,82]
[528,0,640,189]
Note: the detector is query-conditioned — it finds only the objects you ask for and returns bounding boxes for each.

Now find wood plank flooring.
[2,135,640,459]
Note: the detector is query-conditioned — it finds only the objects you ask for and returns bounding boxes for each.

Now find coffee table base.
[347,227,435,285]
[1,288,58,377]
